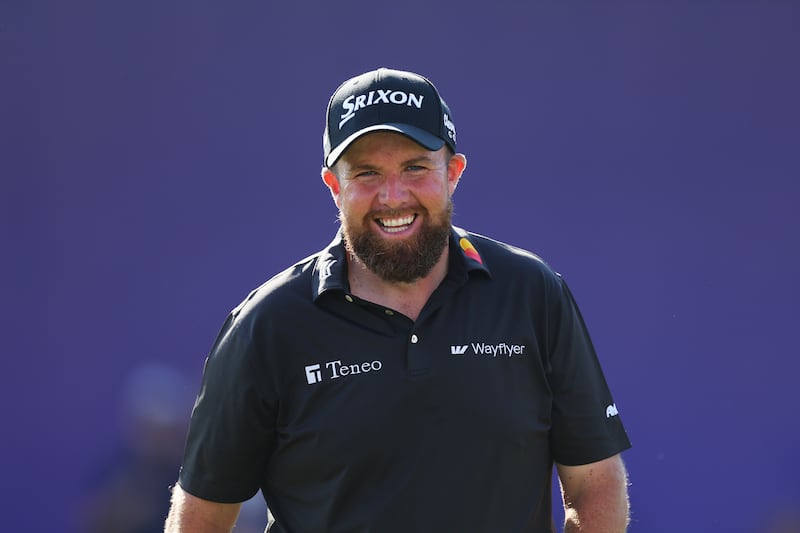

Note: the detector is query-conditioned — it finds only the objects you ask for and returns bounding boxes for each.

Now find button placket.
[406,330,429,378]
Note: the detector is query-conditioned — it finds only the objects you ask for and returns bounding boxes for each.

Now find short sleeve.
[178,308,278,503]
[546,276,631,466]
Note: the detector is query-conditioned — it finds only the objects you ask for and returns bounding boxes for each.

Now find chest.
[268,290,552,463]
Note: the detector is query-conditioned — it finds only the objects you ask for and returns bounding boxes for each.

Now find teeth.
[379,215,415,232]
[381,215,414,227]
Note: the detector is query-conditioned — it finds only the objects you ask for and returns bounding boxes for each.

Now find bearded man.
[165,68,632,533]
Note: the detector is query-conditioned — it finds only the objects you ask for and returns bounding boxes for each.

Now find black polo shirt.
[179,227,631,533]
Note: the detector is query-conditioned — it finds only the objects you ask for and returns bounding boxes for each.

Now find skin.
[164,485,240,532]
[163,132,630,532]
[321,131,466,320]
[558,454,630,532]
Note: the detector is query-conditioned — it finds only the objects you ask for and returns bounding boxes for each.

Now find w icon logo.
[450,345,469,355]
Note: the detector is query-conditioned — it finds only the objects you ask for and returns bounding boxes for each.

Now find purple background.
[4,2,799,531]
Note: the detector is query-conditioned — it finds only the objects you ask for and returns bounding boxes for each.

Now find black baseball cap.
[323,67,457,167]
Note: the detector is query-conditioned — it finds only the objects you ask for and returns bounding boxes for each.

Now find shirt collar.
[312,230,348,301]
[312,226,491,301]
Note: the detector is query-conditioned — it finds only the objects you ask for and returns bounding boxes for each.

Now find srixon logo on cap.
[338,89,425,129]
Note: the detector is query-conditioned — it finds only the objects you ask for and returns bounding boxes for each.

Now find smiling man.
[328,133,460,280]
[165,68,632,533]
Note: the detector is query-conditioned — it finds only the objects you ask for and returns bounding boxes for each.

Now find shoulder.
[457,228,562,284]
[200,251,322,371]
[229,251,320,325]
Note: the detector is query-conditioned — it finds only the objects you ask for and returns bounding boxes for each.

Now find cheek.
[340,181,378,203]
[337,189,370,218]
[419,182,452,204]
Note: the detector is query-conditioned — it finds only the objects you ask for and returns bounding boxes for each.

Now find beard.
[341,200,453,283]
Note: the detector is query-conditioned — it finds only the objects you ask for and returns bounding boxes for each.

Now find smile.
[376,214,416,233]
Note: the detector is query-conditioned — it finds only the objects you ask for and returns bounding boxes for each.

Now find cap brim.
[325,123,445,167]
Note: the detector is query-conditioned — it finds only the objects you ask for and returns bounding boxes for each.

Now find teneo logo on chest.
[450,342,526,357]
[304,359,383,385]
[339,90,425,128]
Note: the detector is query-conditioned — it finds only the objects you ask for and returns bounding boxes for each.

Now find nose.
[378,173,409,207]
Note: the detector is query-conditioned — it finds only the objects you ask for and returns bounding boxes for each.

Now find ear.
[447,153,467,195]
[321,167,341,207]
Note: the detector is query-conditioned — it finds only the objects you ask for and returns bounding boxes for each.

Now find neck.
[347,245,449,322]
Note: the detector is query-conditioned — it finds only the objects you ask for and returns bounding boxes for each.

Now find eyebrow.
[348,155,436,172]
[402,155,437,166]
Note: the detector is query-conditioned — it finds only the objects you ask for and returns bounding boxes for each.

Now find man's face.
[324,132,464,283]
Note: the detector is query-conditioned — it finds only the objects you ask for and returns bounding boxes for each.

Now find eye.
[405,165,430,176]
[350,170,381,183]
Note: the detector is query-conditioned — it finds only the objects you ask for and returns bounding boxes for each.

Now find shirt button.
[345,295,353,302]
[384,309,394,316]
[411,334,418,344]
